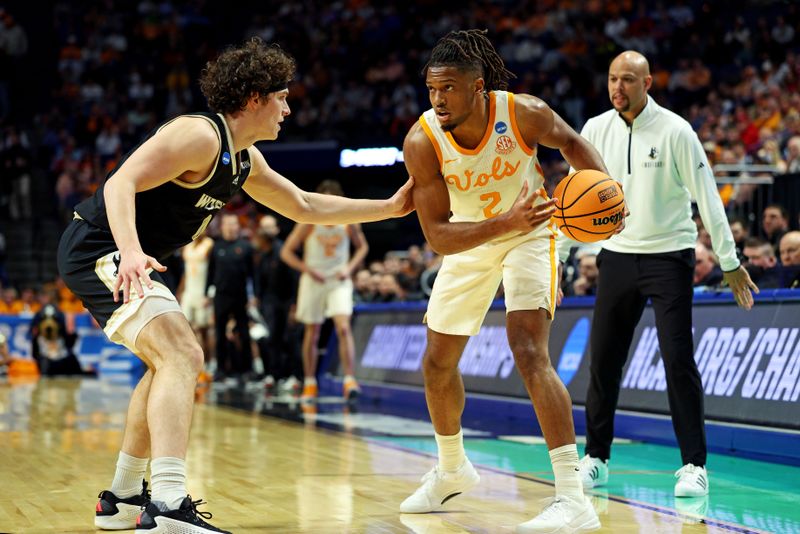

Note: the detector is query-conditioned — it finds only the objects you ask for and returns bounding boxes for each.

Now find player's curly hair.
[424,29,516,91]
[199,37,296,115]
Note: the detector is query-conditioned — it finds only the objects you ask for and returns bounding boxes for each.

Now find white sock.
[150,457,187,510]
[110,451,148,498]
[304,377,317,386]
[435,429,465,472]
[550,444,584,501]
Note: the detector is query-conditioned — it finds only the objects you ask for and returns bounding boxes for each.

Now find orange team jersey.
[419,91,548,230]
[0,301,23,314]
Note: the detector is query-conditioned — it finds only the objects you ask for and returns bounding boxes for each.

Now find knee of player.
[511,342,551,375]
[422,353,459,376]
[334,322,352,338]
[149,339,204,376]
[184,343,205,375]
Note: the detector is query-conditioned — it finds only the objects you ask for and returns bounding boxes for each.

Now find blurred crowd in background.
[1,1,800,378]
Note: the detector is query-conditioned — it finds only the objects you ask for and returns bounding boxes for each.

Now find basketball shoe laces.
[535,496,573,521]
[180,497,215,525]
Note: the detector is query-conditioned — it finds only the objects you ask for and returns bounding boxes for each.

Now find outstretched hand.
[723,265,759,310]
[113,250,167,303]
[389,176,415,217]
[505,182,557,234]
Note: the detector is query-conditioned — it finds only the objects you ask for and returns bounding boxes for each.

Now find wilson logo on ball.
[592,211,624,226]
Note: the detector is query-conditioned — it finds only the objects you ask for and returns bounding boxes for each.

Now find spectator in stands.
[692,214,713,250]
[743,237,780,288]
[570,252,599,296]
[18,287,40,315]
[693,243,724,288]
[785,136,800,173]
[744,238,778,269]
[353,268,376,303]
[0,330,9,373]
[0,287,20,314]
[729,216,750,250]
[397,256,424,300]
[778,232,800,288]
[375,273,403,302]
[3,127,32,220]
[779,231,800,267]
[761,204,790,252]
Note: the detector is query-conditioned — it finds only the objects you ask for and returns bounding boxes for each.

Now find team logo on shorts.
[494,121,508,134]
[222,152,231,165]
[495,135,516,155]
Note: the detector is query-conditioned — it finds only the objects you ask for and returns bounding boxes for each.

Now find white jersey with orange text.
[419,91,558,336]
[303,225,349,277]
[420,91,548,231]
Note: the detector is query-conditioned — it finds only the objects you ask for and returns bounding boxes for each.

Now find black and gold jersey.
[74,112,252,260]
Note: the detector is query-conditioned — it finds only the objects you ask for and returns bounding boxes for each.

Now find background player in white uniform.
[281,180,369,401]
[401,30,618,533]
[179,234,213,372]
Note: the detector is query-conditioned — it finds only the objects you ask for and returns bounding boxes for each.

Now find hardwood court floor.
[0,378,764,533]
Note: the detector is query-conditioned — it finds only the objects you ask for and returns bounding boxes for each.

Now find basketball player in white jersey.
[281,180,369,401]
[401,30,616,533]
[179,234,214,370]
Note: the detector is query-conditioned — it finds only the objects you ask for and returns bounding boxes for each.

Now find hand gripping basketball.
[507,181,558,234]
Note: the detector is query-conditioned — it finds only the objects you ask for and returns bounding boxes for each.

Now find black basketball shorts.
[57,217,181,351]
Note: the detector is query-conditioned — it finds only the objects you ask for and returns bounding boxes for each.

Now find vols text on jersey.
[444,156,521,192]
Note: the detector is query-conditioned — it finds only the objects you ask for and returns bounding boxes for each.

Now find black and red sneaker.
[95,480,150,530]
[135,496,230,534]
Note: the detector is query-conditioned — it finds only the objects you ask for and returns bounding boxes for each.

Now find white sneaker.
[516,495,601,533]
[675,495,709,523]
[674,464,709,497]
[400,460,480,513]
[578,455,608,489]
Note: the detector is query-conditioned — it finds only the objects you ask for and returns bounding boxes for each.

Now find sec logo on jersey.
[495,135,516,155]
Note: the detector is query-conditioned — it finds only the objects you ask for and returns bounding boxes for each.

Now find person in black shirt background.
[207,212,254,381]
[253,214,301,391]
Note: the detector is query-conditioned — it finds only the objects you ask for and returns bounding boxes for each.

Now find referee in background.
[562,51,758,498]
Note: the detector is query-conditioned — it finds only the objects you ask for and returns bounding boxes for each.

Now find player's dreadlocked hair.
[424,29,516,91]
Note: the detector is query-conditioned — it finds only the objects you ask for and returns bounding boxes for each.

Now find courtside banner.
[0,313,141,376]
[353,301,800,429]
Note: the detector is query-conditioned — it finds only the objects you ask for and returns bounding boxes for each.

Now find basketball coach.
[561,51,758,497]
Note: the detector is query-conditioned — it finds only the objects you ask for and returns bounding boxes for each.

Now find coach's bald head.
[608,51,653,121]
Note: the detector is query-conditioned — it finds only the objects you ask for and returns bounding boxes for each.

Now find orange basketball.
[552,170,625,243]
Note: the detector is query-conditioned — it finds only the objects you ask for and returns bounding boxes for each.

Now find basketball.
[552,170,625,243]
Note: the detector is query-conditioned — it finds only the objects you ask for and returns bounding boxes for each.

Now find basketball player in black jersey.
[57,38,413,534]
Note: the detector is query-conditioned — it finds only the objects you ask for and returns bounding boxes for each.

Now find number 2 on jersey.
[480,191,502,219]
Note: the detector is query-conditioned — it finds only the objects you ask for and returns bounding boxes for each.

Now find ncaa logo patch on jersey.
[222,152,231,165]
[495,135,516,155]
[494,121,508,134]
